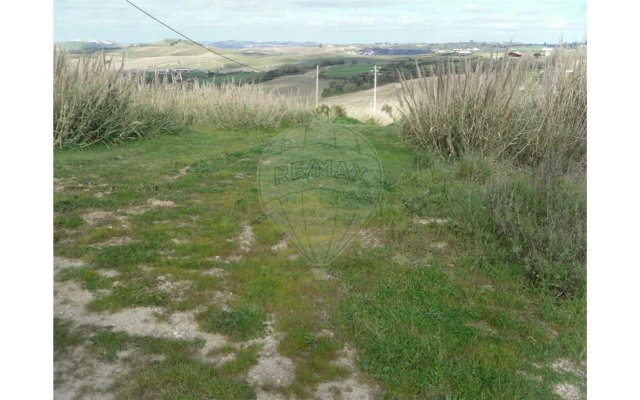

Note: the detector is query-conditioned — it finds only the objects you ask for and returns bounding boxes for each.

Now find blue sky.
[54,0,586,44]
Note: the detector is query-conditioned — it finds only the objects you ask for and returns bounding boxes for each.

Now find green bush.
[456,154,493,184]
[319,59,345,67]
[486,168,586,298]
[314,104,348,119]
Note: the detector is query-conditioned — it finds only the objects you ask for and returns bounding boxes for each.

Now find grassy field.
[54,120,586,399]
[322,64,381,78]
[209,71,262,83]
[86,40,361,72]
[259,70,330,99]
[53,45,586,398]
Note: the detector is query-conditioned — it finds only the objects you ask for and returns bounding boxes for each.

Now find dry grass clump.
[54,49,314,147]
[397,48,586,170]
[137,73,313,131]
[54,49,182,147]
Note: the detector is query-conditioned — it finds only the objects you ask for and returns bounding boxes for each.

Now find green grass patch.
[197,305,267,341]
[55,121,585,399]
[117,355,256,399]
[280,327,351,398]
[218,344,261,376]
[93,244,162,271]
[88,283,169,312]
[322,64,380,78]
[54,318,85,355]
[54,213,86,229]
[56,267,114,291]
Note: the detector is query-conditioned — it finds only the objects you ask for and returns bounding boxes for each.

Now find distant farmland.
[321,64,380,78]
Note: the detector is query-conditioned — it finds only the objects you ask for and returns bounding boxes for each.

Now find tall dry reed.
[397,48,586,170]
[54,49,314,147]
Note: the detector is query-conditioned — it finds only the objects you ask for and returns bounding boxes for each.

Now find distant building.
[542,47,553,57]
[453,48,474,54]
[508,51,523,57]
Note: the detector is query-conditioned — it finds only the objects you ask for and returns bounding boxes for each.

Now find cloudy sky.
[54,0,586,44]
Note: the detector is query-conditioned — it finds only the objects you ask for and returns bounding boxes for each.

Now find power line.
[124,0,266,72]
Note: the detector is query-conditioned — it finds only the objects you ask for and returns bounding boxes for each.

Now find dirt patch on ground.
[550,359,586,400]
[551,359,586,378]
[271,239,288,253]
[238,224,255,253]
[54,177,75,194]
[357,229,382,249]
[314,377,377,400]
[81,211,114,226]
[81,211,129,229]
[55,178,111,197]
[92,186,115,199]
[90,237,136,248]
[53,248,376,399]
[413,217,449,225]
[82,200,178,230]
[313,345,379,399]
[201,267,227,278]
[225,224,255,263]
[553,383,583,400]
[147,199,176,208]
[430,241,448,250]
[97,270,119,278]
[54,345,127,400]
[54,279,229,355]
[311,267,333,281]
[167,167,190,181]
[119,199,176,215]
[246,320,296,394]
[54,256,87,271]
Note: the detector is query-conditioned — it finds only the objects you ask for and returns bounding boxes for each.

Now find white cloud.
[54,0,587,43]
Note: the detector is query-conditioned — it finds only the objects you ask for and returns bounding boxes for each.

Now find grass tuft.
[197,305,267,341]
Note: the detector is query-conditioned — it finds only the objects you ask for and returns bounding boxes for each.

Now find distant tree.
[534,52,542,58]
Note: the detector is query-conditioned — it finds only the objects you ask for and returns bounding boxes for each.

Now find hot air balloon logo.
[258,120,384,266]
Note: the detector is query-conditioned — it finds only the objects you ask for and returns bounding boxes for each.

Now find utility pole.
[315,65,319,109]
[371,65,380,110]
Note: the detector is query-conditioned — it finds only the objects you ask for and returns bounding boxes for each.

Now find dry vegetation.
[393,48,587,298]
[54,49,314,147]
[396,49,587,170]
